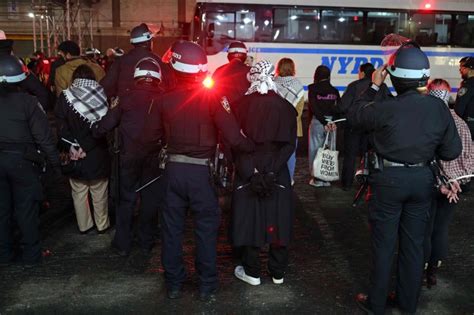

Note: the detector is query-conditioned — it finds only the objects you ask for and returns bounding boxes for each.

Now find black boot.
[426,263,438,288]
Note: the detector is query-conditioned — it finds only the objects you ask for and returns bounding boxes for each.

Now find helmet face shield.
[134,57,162,82]
[386,41,430,91]
[168,40,208,76]
[0,55,27,83]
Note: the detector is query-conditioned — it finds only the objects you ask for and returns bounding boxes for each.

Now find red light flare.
[202,76,215,89]
[424,3,432,9]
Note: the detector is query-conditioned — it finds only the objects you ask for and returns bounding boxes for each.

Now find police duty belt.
[168,154,210,166]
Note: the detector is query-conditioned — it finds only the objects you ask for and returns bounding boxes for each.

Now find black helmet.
[387,41,430,92]
[134,57,162,83]
[0,55,26,83]
[130,23,153,44]
[460,56,474,69]
[168,40,208,77]
[227,41,247,62]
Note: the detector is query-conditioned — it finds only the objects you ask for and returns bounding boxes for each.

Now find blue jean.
[308,118,326,175]
[287,138,298,181]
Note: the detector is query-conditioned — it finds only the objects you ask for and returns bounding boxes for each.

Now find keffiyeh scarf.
[245,60,277,95]
[429,89,450,106]
[274,76,305,107]
[64,78,108,125]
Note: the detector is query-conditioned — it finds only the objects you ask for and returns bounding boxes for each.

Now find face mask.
[429,89,450,105]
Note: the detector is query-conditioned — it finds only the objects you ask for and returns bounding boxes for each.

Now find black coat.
[0,91,59,167]
[100,46,174,98]
[349,87,461,164]
[232,91,297,247]
[454,77,474,140]
[212,59,250,107]
[307,80,341,125]
[55,94,110,180]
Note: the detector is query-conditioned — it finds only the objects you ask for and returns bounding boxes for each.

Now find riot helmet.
[227,41,247,62]
[130,23,153,44]
[168,40,208,80]
[0,55,27,83]
[134,57,162,85]
[387,41,430,94]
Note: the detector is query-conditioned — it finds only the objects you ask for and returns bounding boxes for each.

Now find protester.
[232,59,296,286]
[274,57,304,184]
[55,65,110,234]
[55,40,105,96]
[307,65,340,187]
[424,78,474,287]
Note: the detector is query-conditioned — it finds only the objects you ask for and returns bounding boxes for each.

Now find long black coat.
[232,91,297,247]
[55,94,110,180]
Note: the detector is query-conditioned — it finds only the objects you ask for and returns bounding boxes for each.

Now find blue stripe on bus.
[304,86,459,93]
[250,47,474,58]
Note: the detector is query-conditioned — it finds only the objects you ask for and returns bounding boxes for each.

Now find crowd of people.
[0,23,473,313]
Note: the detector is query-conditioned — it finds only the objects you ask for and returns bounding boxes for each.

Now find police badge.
[221,96,231,114]
[458,87,467,97]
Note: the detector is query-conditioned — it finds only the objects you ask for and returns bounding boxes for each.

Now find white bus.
[191,0,474,94]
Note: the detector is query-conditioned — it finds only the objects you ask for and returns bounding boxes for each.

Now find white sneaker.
[234,265,261,285]
[272,277,284,284]
[309,179,325,187]
[323,181,331,187]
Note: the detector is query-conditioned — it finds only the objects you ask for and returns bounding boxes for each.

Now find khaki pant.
[69,178,110,232]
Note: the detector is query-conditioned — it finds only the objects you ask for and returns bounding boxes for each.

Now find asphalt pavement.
[1,156,473,314]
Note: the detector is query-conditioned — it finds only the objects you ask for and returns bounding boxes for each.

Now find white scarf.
[245,60,278,95]
[64,78,108,125]
[274,76,304,107]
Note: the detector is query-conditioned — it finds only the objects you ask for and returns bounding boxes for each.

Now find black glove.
[262,172,277,197]
[250,173,266,196]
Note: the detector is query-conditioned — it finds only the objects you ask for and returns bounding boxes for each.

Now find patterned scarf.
[429,89,450,106]
[274,76,305,107]
[245,60,277,95]
[64,78,108,125]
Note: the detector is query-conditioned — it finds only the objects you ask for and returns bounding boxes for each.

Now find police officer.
[348,42,462,314]
[0,55,60,266]
[146,40,254,301]
[212,41,250,107]
[93,58,165,256]
[100,23,173,98]
[454,56,474,140]
[0,36,50,111]
[339,63,392,190]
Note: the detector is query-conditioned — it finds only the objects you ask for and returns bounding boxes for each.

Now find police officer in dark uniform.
[454,56,474,139]
[212,41,250,107]
[93,58,165,256]
[339,63,392,190]
[349,42,462,314]
[145,40,254,301]
[0,37,50,111]
[0,55,60,266]
[100,23,174,98]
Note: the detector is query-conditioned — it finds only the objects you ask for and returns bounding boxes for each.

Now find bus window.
[367,12,409,45]
[205,12,235,54]
[453,15,474,47]
[273,8,319,42]
[235,10,256,41]
[409,13,451,46]
[320,10,364,43]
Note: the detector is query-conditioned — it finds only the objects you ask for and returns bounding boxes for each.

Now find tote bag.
[312,130,339,182]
